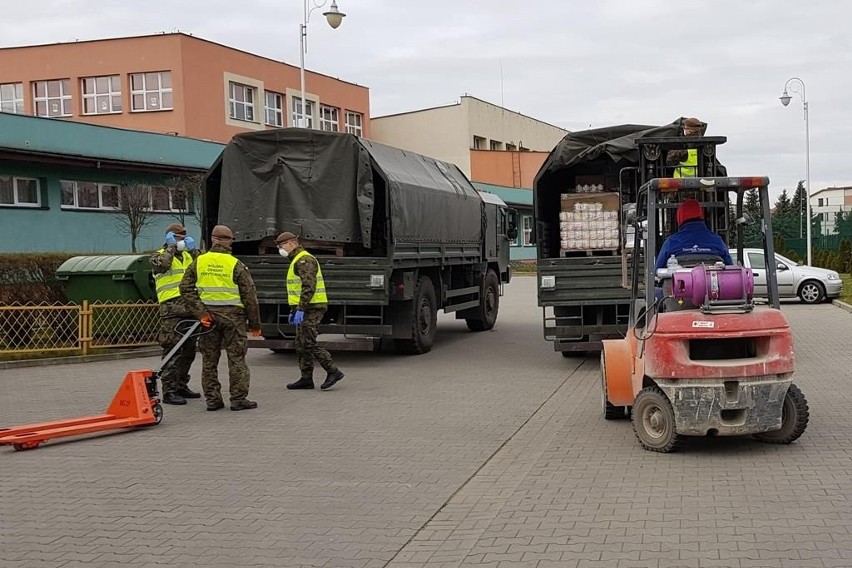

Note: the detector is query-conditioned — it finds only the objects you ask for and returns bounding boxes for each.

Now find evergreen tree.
[791,180,806,238]
[772,189,798,240]
[743,189,763,247]
[834,211,852,236]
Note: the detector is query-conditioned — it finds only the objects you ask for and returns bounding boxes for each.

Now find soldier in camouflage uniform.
[276,232,344,390]
[150,222,201,405]
[179,225,262,411]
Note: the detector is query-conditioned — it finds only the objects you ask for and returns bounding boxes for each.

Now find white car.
[729,248,842,304]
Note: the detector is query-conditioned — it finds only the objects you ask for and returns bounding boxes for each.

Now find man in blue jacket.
[655,199,733,269]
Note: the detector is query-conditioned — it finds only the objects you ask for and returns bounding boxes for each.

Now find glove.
[165,231,177,246]
[289,309,304,325]
[183,236,197,251]
[249,327,262,337]
[200,313,213,328]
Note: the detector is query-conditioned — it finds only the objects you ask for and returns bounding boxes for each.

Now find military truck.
[203,129,515,354]
[532,119,726,355]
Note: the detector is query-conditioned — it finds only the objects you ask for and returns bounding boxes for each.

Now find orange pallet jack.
[0,321,201,452]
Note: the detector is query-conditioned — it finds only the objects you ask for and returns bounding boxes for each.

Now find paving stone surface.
[1,277,850,567]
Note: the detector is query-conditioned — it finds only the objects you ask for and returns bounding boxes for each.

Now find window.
[0,83,24,114]
[747,252,766,269]
[472,135,486,150]
[33,79,72,117]
[0,176,40,207]
[264,91,283,127]
[82,75,122,115]
[522,215,533,246]
[345,111,363,136]
[292,97,313,128]
[228,82,256,122]
[130,71,173,112]
[818,198,825,207]
[319,105,339,132]
[490,140,503,151]
[60,180,120,209]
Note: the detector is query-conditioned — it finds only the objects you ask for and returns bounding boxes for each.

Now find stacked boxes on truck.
[558,192,620,255]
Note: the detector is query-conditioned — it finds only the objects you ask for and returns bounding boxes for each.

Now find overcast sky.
[3,0,850,198]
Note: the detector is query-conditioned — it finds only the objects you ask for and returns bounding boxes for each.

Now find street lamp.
[299,0,346,128]
[779,77,811,265]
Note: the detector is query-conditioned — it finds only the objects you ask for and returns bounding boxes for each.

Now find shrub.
[0,253,76,305]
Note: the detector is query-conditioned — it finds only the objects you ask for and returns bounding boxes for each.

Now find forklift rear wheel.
[601,352,627,420]
[633,387,681,452]
[152,403,164,425]
[13,441,41,451]
[754,383,809,444]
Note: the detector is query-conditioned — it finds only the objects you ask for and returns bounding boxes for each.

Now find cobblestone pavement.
[1,277,850,568]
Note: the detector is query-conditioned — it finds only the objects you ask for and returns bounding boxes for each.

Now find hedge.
[0,253,77,305]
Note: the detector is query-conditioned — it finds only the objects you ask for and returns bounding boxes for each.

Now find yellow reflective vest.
[674,148,698,178]
[287,250,328,306]
[196,252,243,307]
[154,248,194,303]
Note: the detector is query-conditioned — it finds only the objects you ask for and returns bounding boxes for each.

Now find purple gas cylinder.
[672,265,754,306]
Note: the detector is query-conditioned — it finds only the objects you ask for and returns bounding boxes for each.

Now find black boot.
[163,392,187,405]
[230,399,258,411]
[321,370,345,390]
[287,377,315,390]
[175,386,201,399]
[206,400,225,411]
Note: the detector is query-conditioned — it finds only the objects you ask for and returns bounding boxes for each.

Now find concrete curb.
[833,299,852,313]
[0,347,160,371]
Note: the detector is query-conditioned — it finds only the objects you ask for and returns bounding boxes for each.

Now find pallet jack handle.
[153,320,205,375]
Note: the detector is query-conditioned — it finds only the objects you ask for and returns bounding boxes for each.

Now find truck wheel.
[798,280,825,304]
[394,276,437,354]
[754,383,809,444]
[632,386,681,452]
[466,270,500,331]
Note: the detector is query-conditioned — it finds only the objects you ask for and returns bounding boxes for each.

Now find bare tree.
[115,181,155,253]
[168,173,205,229]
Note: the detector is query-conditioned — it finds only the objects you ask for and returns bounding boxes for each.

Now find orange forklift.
[601,176,809,452]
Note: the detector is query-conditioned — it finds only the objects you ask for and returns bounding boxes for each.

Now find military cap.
[275,231,299,244]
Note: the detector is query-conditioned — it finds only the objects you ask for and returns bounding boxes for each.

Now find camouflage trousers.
[158,308,197,396]
[296,307,337,380]
[197,308,250,403]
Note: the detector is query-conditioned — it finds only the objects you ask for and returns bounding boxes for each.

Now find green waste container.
[56,255,157,303]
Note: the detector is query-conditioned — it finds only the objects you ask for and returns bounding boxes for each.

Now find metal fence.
[0,301,159,356]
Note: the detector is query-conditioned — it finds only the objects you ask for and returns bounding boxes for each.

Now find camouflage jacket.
[291,246,327,310]
[179,245,261,328]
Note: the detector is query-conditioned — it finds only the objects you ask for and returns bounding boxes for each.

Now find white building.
[811,186,852,234]
[370,95,567,178]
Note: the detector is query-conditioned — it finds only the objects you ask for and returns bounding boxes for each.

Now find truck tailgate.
[538,256,631,306]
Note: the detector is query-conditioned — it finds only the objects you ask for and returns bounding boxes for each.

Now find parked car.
[730,248,842,304]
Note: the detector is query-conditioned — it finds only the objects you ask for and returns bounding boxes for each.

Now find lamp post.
[779,77,811,265]
[299,0,346,128]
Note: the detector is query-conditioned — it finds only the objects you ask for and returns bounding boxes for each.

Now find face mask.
[278,248,289,257]
[176,240,187,252]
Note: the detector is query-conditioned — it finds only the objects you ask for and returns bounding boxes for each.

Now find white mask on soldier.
[278,248,289,257]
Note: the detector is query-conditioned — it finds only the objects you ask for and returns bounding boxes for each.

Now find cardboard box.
[560,192,620,213]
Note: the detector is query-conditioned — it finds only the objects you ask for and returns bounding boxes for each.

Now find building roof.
[473,182,533,206]
[0,113,223,172]
[810,186,852,198]
[373,95,568,133]
[0,32,368,90]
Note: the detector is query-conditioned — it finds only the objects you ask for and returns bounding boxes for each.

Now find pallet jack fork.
[0,321,201,452]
